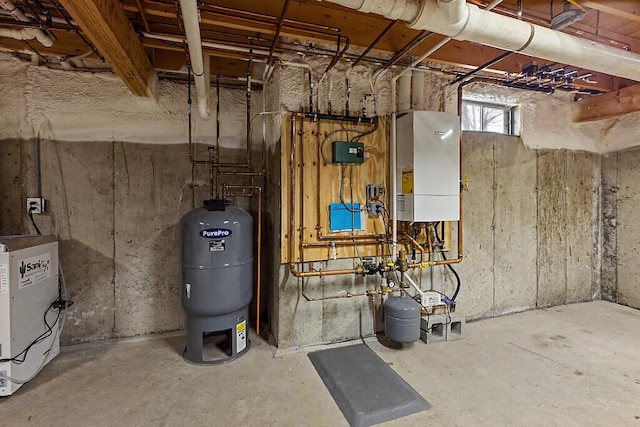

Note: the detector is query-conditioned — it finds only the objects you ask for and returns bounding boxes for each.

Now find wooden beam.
[576,1,640,23]
[58,0,157,97]
[573,84,640,122]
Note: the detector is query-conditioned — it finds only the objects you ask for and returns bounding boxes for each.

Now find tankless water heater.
[396,111,460,222]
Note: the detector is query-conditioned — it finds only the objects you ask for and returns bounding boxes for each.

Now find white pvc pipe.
[0,0,53,47]
[178,0,210,120]
[325,0,640,82]
[142,32,274,58]
[403,272,426,306]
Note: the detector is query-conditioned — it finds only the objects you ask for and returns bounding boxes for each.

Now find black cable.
[339,164,364,213]
[350,121,379,142]
[28,207,42,235]
[434,223,461,301]
[0,301,60,364]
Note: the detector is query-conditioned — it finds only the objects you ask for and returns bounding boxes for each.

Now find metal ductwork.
[322,0,640,82]
[178,0,211,120]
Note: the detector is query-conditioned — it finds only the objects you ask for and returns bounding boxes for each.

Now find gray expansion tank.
[385,296,421,343]
[180,200,253,364]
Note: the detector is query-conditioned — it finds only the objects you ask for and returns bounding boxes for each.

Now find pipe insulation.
[323,0,640,82]
[0,27,53,46]
[178,0,210,120]
[0,0,54,47]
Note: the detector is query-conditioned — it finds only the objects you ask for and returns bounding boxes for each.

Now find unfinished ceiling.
[2,0,640,121]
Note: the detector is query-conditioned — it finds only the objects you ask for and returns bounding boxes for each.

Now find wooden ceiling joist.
[576,1,640,24]
[574,84,640,122]
[58,0,157,98]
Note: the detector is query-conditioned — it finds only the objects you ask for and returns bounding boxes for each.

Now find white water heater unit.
[0,235,60,396]
[396,111,460,222]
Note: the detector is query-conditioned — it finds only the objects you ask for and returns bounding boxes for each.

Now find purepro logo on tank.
[200,228,232,239]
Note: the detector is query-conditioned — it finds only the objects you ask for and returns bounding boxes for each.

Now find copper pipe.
[302,240,381,248]
[289,263,362,278]
[371,294,378,334]
[403,232,425,261]
[316,229,385,241]
[292,267,360,278]
[208,149,214,199]
[302,285,401,301]
[426,224,434,263]
[216,74,221,165]
[299,117,306,267]
[352,20,396,68]
[408,258,462,269]
[289,114,297,266]
[246,57,252,168]
[267,0,290,66]
[217,170,265,177]
[187,64,193,163]
[226,184,263,335]
[321,33,349,80]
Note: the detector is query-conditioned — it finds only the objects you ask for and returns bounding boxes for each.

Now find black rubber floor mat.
[308,344,430,426]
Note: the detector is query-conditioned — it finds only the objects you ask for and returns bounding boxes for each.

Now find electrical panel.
[332,141,364,164]
[396,111,460,222]
[0,235,60,396]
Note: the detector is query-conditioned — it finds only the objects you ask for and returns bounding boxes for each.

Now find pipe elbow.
[197,97,210,121]
[35,30,54,48]
[408,0,470,39]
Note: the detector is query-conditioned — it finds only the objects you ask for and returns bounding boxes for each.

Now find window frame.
[461,99,519,136]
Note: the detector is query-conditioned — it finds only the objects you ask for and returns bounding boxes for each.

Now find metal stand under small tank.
[180,199,254,365]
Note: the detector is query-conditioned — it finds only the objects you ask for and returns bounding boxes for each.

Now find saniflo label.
[236,319,247,353]
[0,264,7,294]
[199,228,232,239]
[18,252,51,289]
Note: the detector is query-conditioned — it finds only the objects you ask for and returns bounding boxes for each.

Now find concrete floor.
[2,300,640,426]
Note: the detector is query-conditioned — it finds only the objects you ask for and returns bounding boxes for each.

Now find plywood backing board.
[281,114,389,263]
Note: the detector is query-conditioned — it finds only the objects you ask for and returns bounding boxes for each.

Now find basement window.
[461,100,520,136]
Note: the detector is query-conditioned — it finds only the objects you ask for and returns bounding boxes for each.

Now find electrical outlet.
[0,371,6,388]
[26,197,46,214]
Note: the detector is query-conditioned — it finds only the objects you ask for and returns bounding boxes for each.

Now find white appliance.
[0,235,60,396]
[396,111,460,222]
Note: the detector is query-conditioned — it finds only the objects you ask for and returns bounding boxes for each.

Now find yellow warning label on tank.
[402,169,414,194]
[236,319,247,353]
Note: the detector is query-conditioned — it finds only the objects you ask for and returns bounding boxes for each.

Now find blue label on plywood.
[329,203,363,232]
